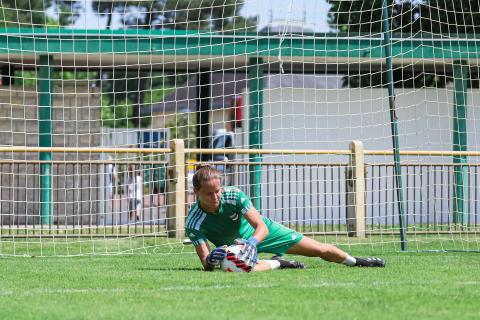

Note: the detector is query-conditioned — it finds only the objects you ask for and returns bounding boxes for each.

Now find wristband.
[247,236,259,246]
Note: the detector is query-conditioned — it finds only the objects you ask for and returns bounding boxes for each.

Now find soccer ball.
[220,244,256,273]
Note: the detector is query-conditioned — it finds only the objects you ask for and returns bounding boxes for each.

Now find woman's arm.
[244,206,269,243]
[195,242,216,271]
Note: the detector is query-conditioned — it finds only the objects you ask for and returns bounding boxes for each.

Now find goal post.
[0,0,479,256]
[382,0,407,250]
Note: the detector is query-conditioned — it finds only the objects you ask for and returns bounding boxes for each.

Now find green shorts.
[257,219,303,256]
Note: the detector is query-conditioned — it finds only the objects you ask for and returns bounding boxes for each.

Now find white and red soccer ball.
[220,244,256,273]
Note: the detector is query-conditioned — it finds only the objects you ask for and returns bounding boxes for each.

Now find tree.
[0,1,81,86]
[99,0,256,31]
[92,1,116,29]
[100,71,184,128]
[167,112,197,145]
[0,0,81,27]
[419,1,480,35]
[328,0,480,88]
[93,0,256,128]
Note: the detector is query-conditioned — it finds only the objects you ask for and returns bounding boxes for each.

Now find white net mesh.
[0,0,479,256]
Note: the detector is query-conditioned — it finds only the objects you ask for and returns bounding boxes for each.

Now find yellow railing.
[0,140,479,239]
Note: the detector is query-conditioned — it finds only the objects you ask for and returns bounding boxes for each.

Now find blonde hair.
[192,165,221,190]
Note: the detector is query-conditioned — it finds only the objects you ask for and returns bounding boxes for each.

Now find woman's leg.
[286,236,347,263]
[286,236,385,267]
[253,260,274,272]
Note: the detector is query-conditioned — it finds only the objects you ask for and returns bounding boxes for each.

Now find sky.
[70,0,332,32]
[240,0,331,32]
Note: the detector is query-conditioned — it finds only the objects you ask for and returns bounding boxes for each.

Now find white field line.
[2,281,476,297]
[0,283,275,296]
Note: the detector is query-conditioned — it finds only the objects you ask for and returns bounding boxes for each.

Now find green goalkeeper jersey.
[186,187,256,247]
[185,187,303,255]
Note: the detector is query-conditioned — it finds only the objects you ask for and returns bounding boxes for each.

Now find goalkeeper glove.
[235,237,259,264]
[206,246,227,266]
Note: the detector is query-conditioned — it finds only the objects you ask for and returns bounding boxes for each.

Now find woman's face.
[194,178,222,212]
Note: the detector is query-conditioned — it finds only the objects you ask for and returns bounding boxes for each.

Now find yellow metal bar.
[2,159,479,166]
[185,148,351,155]
[0,147,171,153]
[0,145,480,157]
[364,150,480,156]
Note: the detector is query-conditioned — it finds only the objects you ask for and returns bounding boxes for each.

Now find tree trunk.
[132,2,154,127]
[97,5,113,95]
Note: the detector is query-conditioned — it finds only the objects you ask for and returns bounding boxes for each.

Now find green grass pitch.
[1,245,479,320]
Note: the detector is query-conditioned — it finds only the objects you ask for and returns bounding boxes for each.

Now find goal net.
[0,0,479,256]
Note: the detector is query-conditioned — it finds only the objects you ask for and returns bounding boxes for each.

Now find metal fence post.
[452,60,468,225]
[167,139,186,239]
[248,57,263,209]
[346,140,366,238]
[38,55,53,225]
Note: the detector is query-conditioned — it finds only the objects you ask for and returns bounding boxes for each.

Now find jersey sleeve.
[186,227,207,246]
[236,190,253,215]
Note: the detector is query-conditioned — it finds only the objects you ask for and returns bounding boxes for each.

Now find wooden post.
[167,139,186,239]
[346,140,366,238]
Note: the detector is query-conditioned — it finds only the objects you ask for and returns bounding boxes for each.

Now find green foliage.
[56,1,82,26]
[0,0,52,27]
[420,1,480,34]
[12,70,96,87]
[0,0,81,27]
[101,100,134,128]
[93,0,256,31]
[329,0,423,34]
[99,72,181,128]
[143,87,176,105]
[329,0,480,35]
[0,1,83,89]
[13,71,37,87]
[54,70,96,80]
[101,72,177,109]
[92,0,257,129]
[328,0,480,88]
[158,0,257,31]
[166,112,197,148]
[101,98,152,128]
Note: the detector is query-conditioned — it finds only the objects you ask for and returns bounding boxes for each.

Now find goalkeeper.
[186,165,385,272]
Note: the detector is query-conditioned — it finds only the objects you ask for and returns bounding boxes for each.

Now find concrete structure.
[0,80,101,158]
[0,81,102,224]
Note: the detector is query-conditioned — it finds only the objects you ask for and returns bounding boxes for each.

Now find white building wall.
[238,88,480,163]
[238,88,480,224]
[210,109,230,132]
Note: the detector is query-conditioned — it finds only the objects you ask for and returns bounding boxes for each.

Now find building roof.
[259,20,315,34]
[141,72,247,116]
[141,73,343,116]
